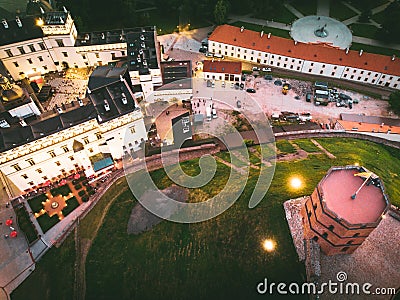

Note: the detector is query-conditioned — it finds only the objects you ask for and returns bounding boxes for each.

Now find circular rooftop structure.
[290,15,352,50]
[320,167,388,224]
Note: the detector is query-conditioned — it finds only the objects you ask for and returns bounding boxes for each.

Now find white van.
[213,53,224,59]
[212,108,217,119]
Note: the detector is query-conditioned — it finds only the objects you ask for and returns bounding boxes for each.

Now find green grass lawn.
[293,139,320,153]
[50,185,72,197]
[350,42,400,58]
[350,23,379,38]
[36,214,60,233]
[230,21,291,39]
[330,2,358,21]
[351,0,389,13]
[15,205,37,244]
[276,140,297,154]
[27,194,47,213]
[12,138,400,300]
[291,0,318,16]
[62,197,80,217]
[371,10,386,25]
[11,235,76,300]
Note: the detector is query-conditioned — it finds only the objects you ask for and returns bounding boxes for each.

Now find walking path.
[284,3,304,19]
[310,139,336,159]
[317,0,330,16]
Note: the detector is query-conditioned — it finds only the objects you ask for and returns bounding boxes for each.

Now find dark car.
[236,100,242,108]
[246,88,256,93]
[199,47,207,53]
[264,75,273,80]
[234,82,240,89]
[339,93,352,101]
[306,92,312,102]
[239,83,244,90]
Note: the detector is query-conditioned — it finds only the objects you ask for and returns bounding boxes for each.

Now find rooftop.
[209,24,400,76]
[0,16,43,46]
[160,60,192,84]
[203,60,242,75]
[320,166,389,224]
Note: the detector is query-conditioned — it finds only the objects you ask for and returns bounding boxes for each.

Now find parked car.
[205,52,213,57]
[221,81,225,88]
[234,82,240,89]
[264,75,273,80]
[246,88,256,93]
[262,67,272,72]
[239,83,244,90]
[252,66,260,71]
[206,80,212,87]
[230,82,235,88]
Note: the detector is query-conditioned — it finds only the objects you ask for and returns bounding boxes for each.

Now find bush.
[82,195,89,202]
[51,185,71,197]
[388,91,400,116]
[78,190,86,197]
[74,183,82,190]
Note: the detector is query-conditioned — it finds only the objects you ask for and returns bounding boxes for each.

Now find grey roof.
[341,113,400,127]
[161,60,192,84]
[44,11,68,25]
[0,16,43,46]
[87,65,128,91]
[0,104,98,152]
[75,29,126,46]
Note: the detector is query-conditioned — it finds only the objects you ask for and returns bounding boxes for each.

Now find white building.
[208,25,400,90]
[202,60,242,82]
[0,8,162,94]
[0,65,146,197]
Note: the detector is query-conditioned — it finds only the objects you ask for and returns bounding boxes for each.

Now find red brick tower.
[302,166,390,255]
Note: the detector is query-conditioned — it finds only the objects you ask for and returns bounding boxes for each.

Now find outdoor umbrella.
[74,173,81,180]
[60,179,67,186]
[5,219,12,226]
[10,231,17,238]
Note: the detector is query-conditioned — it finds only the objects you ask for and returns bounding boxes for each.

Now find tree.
[388,91,400,116]
[214,0,229,25]
[377,1,400,43]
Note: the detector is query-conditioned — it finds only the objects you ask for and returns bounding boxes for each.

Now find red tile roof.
[209,25,400,76]
[203,60,242,74]
[336,120,400,134]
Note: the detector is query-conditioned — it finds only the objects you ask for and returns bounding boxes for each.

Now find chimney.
[56,105,63,114]
[392,55,396,61]
[294,40,298,45]
[260,31,264,37]
[1,19,8,29]
[240,26,244,32]
[267,33,271,39]
[76,97,83,106]
[345,48,349,54]
[87,87,91,94]
[359,49,363,56]
[120,75,124,82]
[15,16,22,28]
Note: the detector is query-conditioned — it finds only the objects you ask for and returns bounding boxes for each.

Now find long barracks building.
[208,25,400,90]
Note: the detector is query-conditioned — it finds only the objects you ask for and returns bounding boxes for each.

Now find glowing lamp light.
[354,162,360,166]
[289,176,303,189]
[262,239,276,252]
[36,18,44,27]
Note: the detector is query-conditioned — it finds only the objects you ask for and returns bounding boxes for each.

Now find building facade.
[208,25,400,90]
[202,60,242,81]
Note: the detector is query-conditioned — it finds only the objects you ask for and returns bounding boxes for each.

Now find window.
[320,70,323,74]
[350,75,354,79]
[297,67,300,71]
[62,52,68,57]
[56,39,65,47]
[13,62,19,67]
[95,53,100,58]
[311,63,314,66]
[5,49,13,57]
[343,74,347,78]
[69,156,74,161]
[55,161,61,166]
[322,232,328,238]
[28,44,35,52]
[42,176,48,180]
[43,65,48,70]
[62,146,69,153]
[328,225,334,231]
[83,137,89,144]
[21,174,28,179]
[364,78,368,82]
[26,159,35,166]
[38,42,46,50]
[96,132,102,140]
[88,148,93,153]
[331,72,335,76]
[17,46,25,54]
[358,76,361,80]
[352,233,360,237]
[48,150,56,158]
[36,168,42,174]
[130,126,135,134]
[38,56,43,62]
[308,68,312,72]
[27,59,33,64]
[28,181,34,186]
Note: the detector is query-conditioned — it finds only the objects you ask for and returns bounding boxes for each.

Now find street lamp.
[289,176,303,190]
[262,239,276,252]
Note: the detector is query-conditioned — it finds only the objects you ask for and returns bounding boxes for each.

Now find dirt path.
[310,139,336,159]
